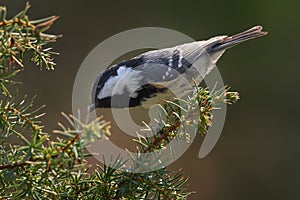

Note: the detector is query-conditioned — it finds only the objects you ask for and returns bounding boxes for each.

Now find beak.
[207,25,268,53]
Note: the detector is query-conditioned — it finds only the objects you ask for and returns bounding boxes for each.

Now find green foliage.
[0,3,239,200]
[0,2,60,97]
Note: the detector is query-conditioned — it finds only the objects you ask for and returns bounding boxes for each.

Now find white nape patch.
[178,48,183,68]
[97,66,143,99]
[168,58,173,67]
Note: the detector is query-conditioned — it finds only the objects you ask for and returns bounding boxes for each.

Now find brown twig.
[3,107,40,132]
[0,133,81,170]
[0,158,39,170]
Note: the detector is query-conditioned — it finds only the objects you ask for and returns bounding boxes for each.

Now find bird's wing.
[132,42,216,87]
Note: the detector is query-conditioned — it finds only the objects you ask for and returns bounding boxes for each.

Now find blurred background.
[2,0,299,199]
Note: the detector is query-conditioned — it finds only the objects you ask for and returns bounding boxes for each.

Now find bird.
[91,25,267,110]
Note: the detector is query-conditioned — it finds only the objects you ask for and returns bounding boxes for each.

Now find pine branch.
[113,86,239,199]
[0,2,61,97]
[0,96,45,146]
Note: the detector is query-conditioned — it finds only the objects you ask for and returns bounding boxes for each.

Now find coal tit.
[91,26,267,110]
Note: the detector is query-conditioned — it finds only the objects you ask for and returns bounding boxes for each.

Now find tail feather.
[207,25,268,53]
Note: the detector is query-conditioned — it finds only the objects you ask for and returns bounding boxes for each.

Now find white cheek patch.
[97,66,143,99]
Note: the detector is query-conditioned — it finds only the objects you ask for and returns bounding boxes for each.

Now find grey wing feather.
[133,41,215,87]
